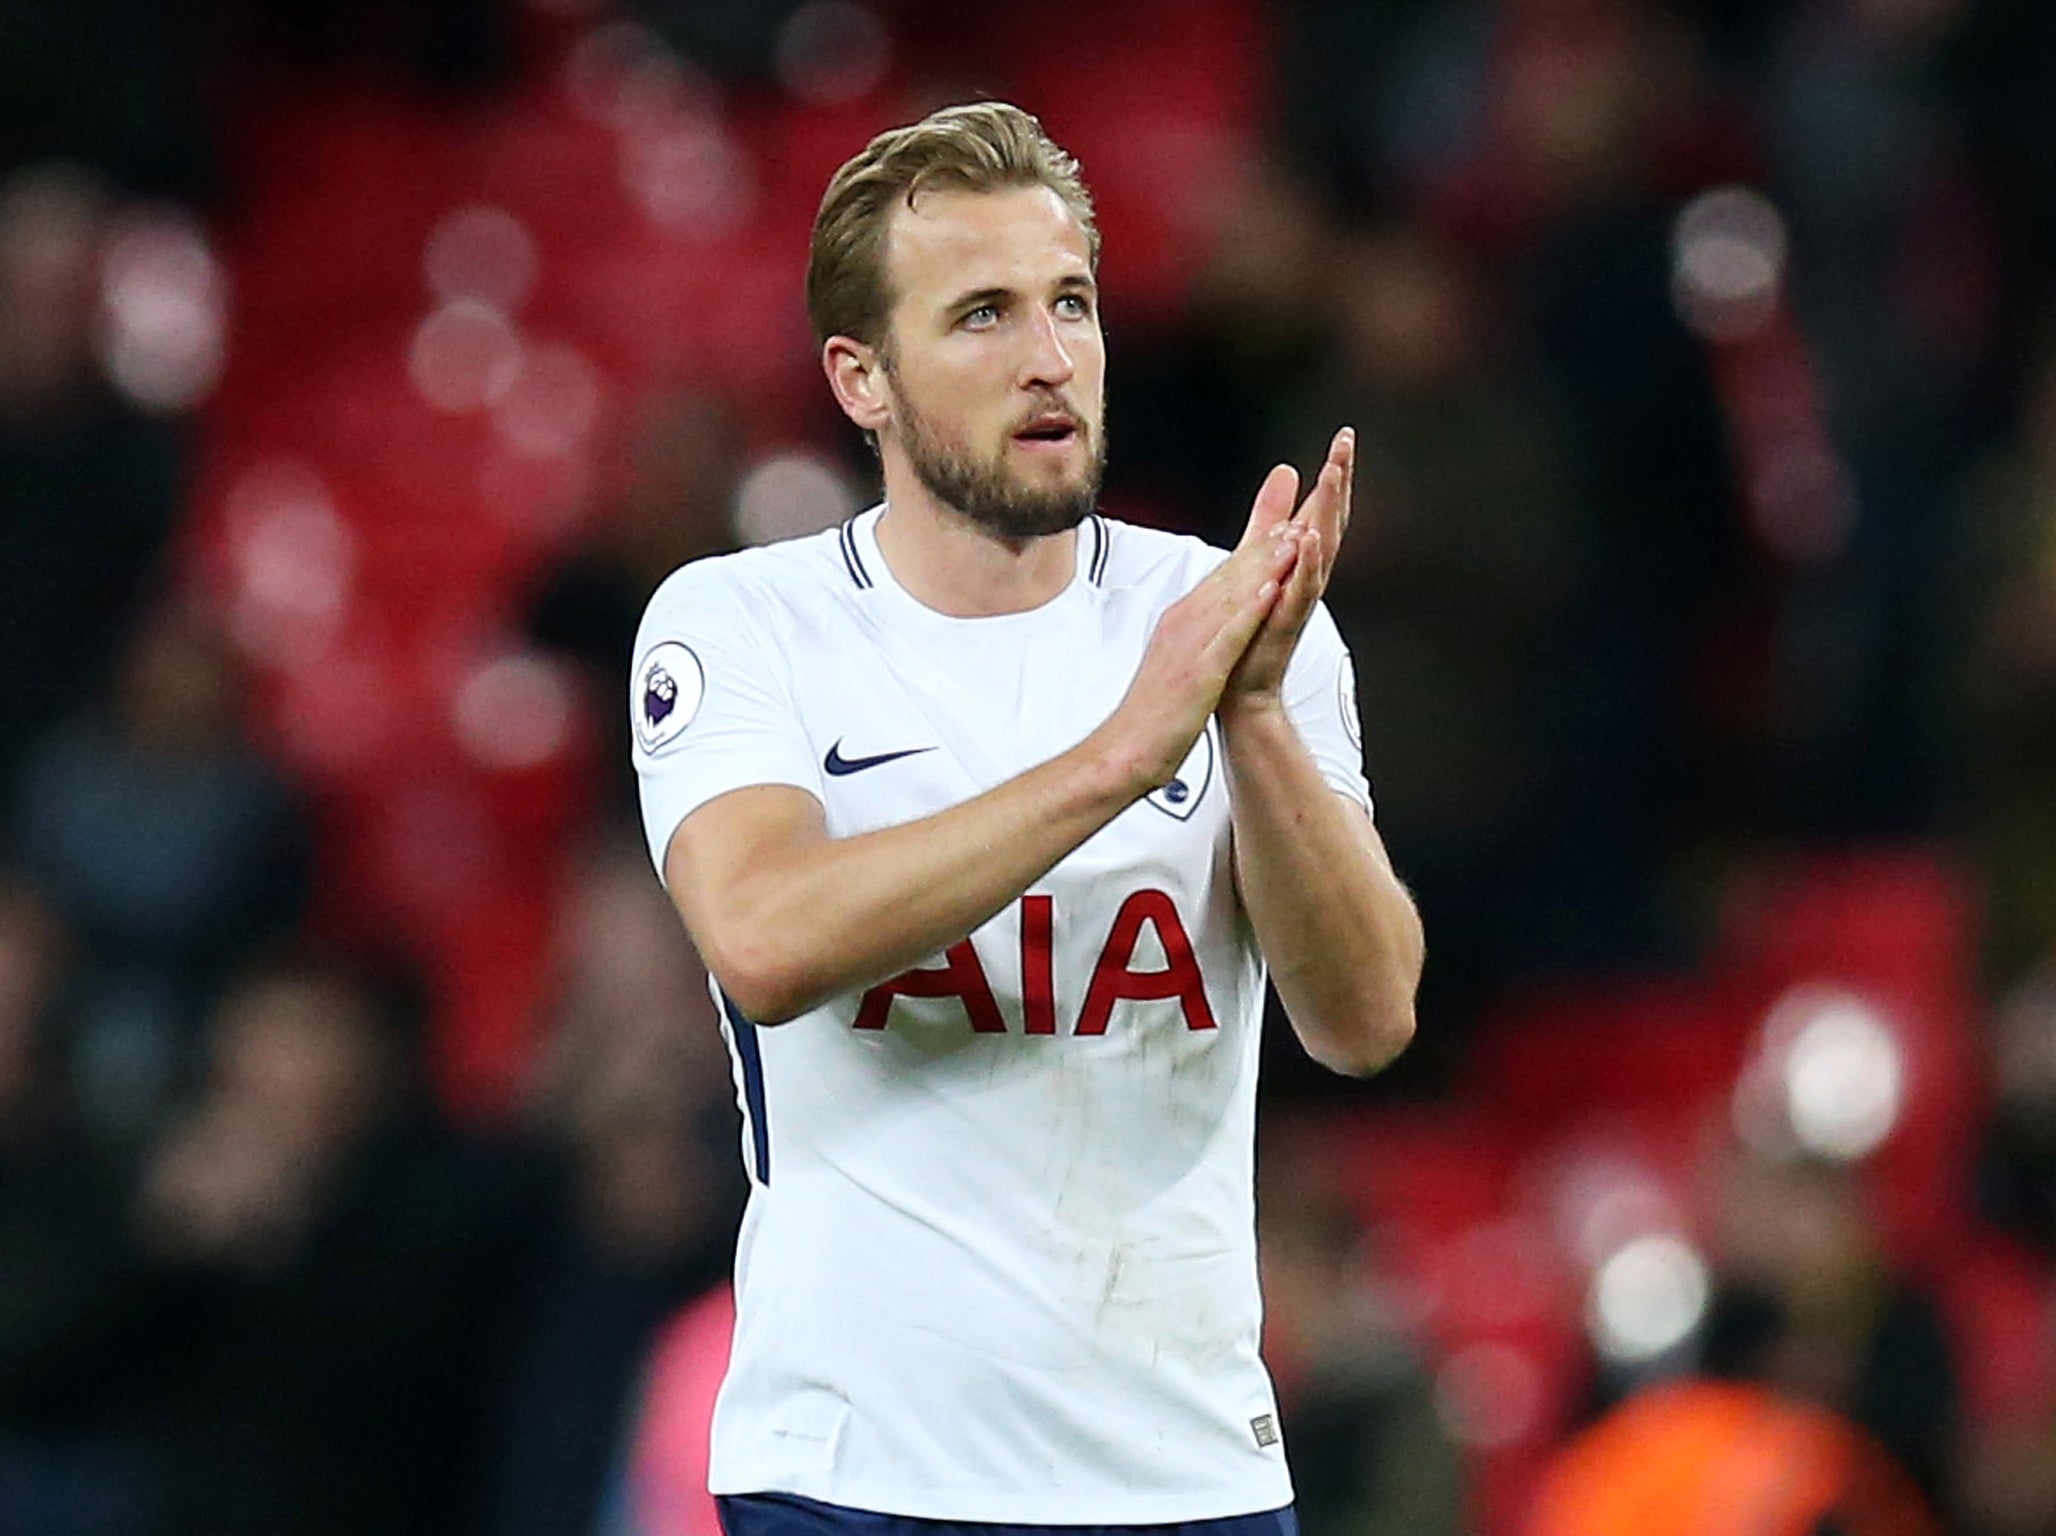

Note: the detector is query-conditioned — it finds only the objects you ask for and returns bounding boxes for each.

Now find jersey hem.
[705,1472,1297,1525]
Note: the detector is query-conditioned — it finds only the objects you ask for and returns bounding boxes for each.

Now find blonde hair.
[807,101,1099,350]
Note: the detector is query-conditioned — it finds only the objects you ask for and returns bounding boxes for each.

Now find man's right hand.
[1095,497,1302,793]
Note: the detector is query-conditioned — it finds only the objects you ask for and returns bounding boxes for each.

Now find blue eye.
[1055,293,1091,319]
[962,304,999,329]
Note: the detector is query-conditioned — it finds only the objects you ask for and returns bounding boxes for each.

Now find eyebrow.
[946,286,1012,316]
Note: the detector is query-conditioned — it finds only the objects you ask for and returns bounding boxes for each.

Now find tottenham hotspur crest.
[633,641,705,753]
[1145,721,1215,821]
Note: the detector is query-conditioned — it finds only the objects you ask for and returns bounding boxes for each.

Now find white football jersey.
[631,505,1371,1523]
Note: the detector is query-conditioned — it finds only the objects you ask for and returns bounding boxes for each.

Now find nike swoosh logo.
[824,740,936,776]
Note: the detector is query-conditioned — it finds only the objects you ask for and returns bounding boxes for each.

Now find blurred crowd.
[4,0,2056,1532]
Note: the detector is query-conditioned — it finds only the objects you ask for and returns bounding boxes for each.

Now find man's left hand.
[1221,426,1353,711]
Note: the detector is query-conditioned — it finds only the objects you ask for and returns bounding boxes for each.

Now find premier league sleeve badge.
[632,641,705,754]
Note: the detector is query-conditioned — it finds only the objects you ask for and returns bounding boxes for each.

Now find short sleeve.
[1281,599,1374,817]
[631,562,823,880]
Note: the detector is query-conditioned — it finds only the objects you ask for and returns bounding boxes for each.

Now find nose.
[1019,305,1075,389]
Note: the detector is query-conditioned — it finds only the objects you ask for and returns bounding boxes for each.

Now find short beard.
[889,370,1106,542]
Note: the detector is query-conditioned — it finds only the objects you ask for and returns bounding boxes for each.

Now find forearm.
[1220,701,1422,1074]
[668,524,1299,1025]
[675,729,1149,1023]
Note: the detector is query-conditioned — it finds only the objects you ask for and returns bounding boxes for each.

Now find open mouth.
[1013,417,1079,446]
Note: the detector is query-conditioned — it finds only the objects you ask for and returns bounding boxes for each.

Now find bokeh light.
[1783,996,1907,1161]
[565,22,717,134]
[97,206,226,411]
[1734,985,1907,1163]
[733,452,859,547]
[492,341,605,460]
[1671,187,1788,342]
[621,117,754,237]
[1586,1233,1710,1364]
[1548,1148,1687,1270]
[221,459,356,666]
[410,299,524,413]
[424,205,539,315]
[775,3,891,106]
[453,652,576,771]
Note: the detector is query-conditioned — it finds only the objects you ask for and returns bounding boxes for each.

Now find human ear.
[824,336,892,434]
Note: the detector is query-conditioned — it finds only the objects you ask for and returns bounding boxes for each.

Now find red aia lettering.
[1021,894,1057,1035]
[853,939,1006,1033]
[853,890,1213,1036]
[1074,889,1218,1035]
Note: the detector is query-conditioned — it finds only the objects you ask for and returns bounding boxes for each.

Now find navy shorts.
[716,1493,1298,1536]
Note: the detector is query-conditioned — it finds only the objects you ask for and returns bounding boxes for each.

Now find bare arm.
[1220,430,1424,1074]
[663,521,1300,1023]
[1220,707,1422,1073]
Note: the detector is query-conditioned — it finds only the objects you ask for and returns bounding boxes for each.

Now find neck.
[873,462,1078,618]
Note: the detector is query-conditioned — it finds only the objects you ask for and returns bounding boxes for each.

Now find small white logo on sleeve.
[633,641,705,753]
[1338,655,1363,753]
[1251,1413,1280,1449]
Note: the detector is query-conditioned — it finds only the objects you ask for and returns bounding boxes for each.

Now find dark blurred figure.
[1955,1404,2056,1536]
[12,596,307,1142]
[1270,223,1589,1072]
[485,837,742,1536]
[619,0,809,85]
[1957,341,2056,979]
[1960,966,2056,1536]
[1112,164,1338,540]
[127,956,523,1536]
[1697,1147,1959,1516]
[0,877,149,1535]
[1258,1124,1465,1536]
[1948,0,2056,404]
[223,0,508,92]
[1271,0,1435,216]
[0,165,181,803]
[1978,967,2056,1257]
[0,1,211,197]
[1281,0,1741,244]
[526,390,744,813]
[1751,0,1996,837]
[1276,0,1749,973]
[1497,3,1752,964]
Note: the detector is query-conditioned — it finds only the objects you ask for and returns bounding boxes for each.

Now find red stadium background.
[2,2,2054,1533]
